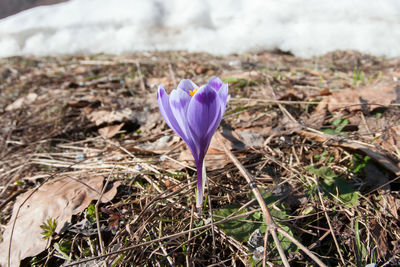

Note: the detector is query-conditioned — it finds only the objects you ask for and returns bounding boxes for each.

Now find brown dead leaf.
[310,88,332,97]
[379,125,400,154]
[236,129,265,148]
[385,194,399,220]
[140,112,162,134]
[86,108,133,126]
[348,113,385,140]
[195,65,208,74]
[147,77,174,88]
[236,111,252,126]
[0,176,120,267]
[279,90,306,101]
[98,123,125,138]
[74,66,87,75]
[5,93,38,111]
[377,193,399,221]
[370,218,388,259]
[164,180,180,191]
[315,83,397,114]
[221,70,260,81]
[136,135,180,153]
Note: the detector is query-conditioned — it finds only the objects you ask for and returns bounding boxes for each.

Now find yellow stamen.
[189,88,198,97]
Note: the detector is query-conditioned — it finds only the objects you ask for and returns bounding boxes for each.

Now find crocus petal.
[177,79,198,95]
[208,76,228,114]
[187,85,221,159]
[218,83,229,115]
[203,97,223,155]
[208,76,223,91]
[157,86,186,141]
[170,89,191,136]
[169,88,198,158]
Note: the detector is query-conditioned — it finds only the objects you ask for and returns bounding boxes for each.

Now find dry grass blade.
[314,177,345,265]
[95,165,115,258]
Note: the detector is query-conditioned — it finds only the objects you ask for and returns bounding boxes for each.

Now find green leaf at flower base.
[306,166,337,184]
[306,165,359,207]
[258,205,299,254]
[274,224,299,253]
[335,178,359,207]
[248,188,279,207]
[215,190,299,257]
[252,211,262,220]
[214,204,259,242]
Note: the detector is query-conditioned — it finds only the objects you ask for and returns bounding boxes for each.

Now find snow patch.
[0,0,399,58]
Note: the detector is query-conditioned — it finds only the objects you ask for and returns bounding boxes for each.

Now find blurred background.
[0,0,400,58]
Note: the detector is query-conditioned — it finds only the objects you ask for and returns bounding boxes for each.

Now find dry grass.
[0,51,400,266]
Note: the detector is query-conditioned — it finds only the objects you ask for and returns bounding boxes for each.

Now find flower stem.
[196,158,207,211]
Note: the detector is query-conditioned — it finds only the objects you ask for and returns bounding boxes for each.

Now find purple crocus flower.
[157,77,228,209]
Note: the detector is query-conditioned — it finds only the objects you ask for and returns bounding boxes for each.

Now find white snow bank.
[0,0,400,58]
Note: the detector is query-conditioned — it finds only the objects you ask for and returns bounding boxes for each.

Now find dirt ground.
[0,50,399,266]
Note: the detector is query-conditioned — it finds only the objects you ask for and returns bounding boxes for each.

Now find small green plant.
[86,203,101,222]
[214,204,260,242]
[321,118,349,136]
[214,190,298,257]
[30,254,47,267]
[306,166,359,207]
[353,68,365,86]
[314,150,335,162]
[53,241,72,261]
[182,244,188,257]
[14,180,25,186]
[40,218,58,240]
[172,171,185,180]
[332,118,348,132]
[222,77,241,83]
[222,77,253,90]
[354,218,368,264]
[352,154,371,173]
